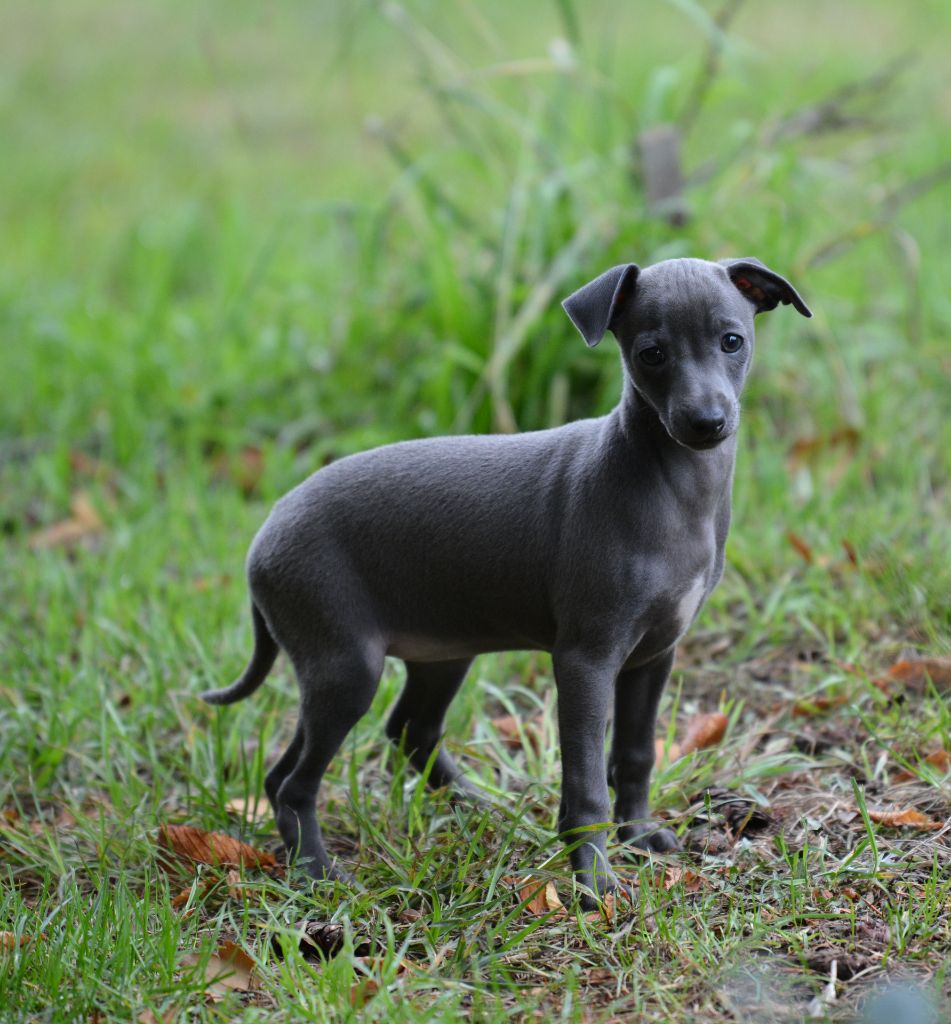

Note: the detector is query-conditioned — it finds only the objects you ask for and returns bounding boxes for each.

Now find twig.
[763,53,912,146]
[805,160,951,269]
[678,0,746,137]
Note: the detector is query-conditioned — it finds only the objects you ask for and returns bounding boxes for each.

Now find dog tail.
[201,603,279,705]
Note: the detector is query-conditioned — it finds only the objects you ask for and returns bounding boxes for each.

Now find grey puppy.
[202,256,811,904]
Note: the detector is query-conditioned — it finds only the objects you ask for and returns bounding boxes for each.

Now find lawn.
[2,1,950,1020]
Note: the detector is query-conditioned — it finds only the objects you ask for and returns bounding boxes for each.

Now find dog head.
[562,257,811,450]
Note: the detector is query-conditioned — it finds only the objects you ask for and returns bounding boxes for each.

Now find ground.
[1,1,950,1021]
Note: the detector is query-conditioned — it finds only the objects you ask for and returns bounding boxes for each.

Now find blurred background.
[5,0,949,643]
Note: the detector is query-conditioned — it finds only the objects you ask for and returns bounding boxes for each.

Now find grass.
[2,0,951,1020]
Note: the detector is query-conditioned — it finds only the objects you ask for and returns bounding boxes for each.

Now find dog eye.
[721,333,744,353]
[638,346,665,366]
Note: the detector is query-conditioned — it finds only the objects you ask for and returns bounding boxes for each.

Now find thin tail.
[201,603,279,705]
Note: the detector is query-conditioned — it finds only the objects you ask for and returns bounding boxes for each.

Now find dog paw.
[576,871,637,911]
[620,822,681,854]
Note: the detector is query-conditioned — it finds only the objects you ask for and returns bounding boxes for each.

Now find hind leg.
[385,658,474,791]
[264,720,303,809]
[274,647,385,881]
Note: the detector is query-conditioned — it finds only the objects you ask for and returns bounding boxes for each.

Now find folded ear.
[562,264,640,347]
[720,258,812,317]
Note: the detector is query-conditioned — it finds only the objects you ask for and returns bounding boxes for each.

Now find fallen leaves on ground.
[506,875,567,917]
[788,426,860,468]
[866,807,943,830]
[875,656,951,696]
[786,530,814,564]
[137,1007,180,1024]
[159,824,278,871]
[0,931,30,951]
[182,939,258,1000]
[680,712,729,755]
[210,446,266,498]
[491,713,545,755]
[350,957,413,1010]
[655,711,729,766]
[27,492,102,549]
[792,694,850,717]
[892,748,951,782]
[661,865,707,893]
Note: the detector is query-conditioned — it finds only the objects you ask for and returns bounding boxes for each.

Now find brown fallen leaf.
[792,694,850,717]
[680,711,728,755]
[788,427,860,469]
[875,657,951,696]
[786,530,814,564]
[159,824,278,870]
[892,748,951,783]
[491,713,544,755]
[211,446,266,498]
[522,878,566,917]
[654,736,683,766]
[662,866,706,893]
[182,939,258,1000]
[137,1007,180,1024]
[866,807,943,830]
[350,957,413,1009]
[27,492,103,550]
[1,931,27,951]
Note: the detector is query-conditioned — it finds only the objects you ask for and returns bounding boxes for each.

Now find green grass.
[2,1,950,1020]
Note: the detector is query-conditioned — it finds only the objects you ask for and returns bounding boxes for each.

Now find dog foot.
[620,821,681,854]
[576,870,637,911]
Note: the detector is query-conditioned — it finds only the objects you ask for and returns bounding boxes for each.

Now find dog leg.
[385,658,476,792]
[273,647,384,881]
[264,719,303,808]
[553,648,623,907]
[610,648,680,852]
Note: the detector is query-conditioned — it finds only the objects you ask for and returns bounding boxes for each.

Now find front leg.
[610,648,680,852]
[553,648,623,907]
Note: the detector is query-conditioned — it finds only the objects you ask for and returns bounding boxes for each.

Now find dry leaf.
[507,876,566,917]
[792,694,849,717]
[0,931,26,951]
[224,796,271,823]
[866,807,942,830]
[654,737,682,765]
[662,866,706,893]
[211,446,265,498]
[892,748,951,782]
[27,492,103,549]
[159,824,277,870]
[491,713,544,755]
[182,940,258,1000]
[876,657,951,695]
[788,427,860,468]
[349,957,412,1009]
[137,1008,180,1024]
[522,879,565,917]
[680,712,728,754]
[786,530,814,563]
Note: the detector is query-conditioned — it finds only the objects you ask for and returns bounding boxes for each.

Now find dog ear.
[720,258,812,317]
[562,264,640,347]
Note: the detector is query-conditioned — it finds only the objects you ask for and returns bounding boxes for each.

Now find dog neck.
[610,376,737,505]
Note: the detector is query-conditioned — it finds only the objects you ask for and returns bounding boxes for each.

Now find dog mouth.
[671,430,733,452]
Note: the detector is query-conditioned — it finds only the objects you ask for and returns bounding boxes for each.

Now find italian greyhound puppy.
[203,256,811,904]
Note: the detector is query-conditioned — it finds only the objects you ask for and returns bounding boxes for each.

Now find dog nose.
[689,412,726,438]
